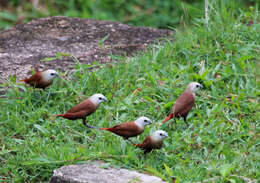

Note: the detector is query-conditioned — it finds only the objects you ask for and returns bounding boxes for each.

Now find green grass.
[0,0,258,30]
[1,2,260,183]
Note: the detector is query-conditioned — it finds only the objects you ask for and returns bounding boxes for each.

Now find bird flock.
[21,68,203,154]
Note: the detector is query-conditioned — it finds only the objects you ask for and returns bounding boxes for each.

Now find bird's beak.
[165,133,169,138]
[199,84,203,88]
[55,73,59,77]
[103,97,108,102]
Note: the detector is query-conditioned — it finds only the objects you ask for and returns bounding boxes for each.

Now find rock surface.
[0,16,173,81]
[49,161,167,183]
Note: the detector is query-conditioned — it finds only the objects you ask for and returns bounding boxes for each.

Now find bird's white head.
[89,93,107,106]
[42,69,59,82]
[186,82,203,93]
[134,116,152,129]
[151,130,168,141]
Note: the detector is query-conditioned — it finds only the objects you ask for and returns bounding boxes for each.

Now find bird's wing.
[68,100,96,114]
[113,121,139,132]
[23,72,42,84]
[172,91,195,116]
[136,136,155,153]
[138,136,152,148]
[60,110,87,119]
[110,121,143,137]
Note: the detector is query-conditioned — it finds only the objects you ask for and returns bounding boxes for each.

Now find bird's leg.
[82,118,86,126]
[82,118,98,129]
[186,122,190,128]
[183,116,191,128]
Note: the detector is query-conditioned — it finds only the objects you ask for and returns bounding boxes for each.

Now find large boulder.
[0,16,173,80]
[50,161,167,183]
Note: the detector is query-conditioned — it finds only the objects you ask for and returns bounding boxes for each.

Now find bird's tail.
[162,113,174,124]
[50,113,66,121]
[56,114,66,117]
[50,113,69,121]
[20,78,29,83]
[133,143,143,148]
[56,113,75,118]
[99,127,111,131]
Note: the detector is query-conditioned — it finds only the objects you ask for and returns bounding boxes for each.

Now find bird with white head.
[56,93,107,128]
[21,69,59,89]
[134,130,168,153]
[162,82,202,124]
[99,116,152,141]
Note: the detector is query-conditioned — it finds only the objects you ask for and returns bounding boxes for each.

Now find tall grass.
[0,0,258,29]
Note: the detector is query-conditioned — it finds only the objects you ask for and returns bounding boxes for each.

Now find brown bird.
[21,69,59,89]
[56,93,107,128]
[134,130,168,153]
[163,82,202,124]
[100,116,152,140]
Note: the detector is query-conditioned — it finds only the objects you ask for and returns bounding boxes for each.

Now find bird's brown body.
[100,116,152,139]
[56,94,107,128]
[21,72,52,89]
[163,90,195,123]
[100,121,144,139]
[21,69,59,89]
[163,82,202,124]
[134,136,163,154]
[57,100,98,122]
[134,130,168,154]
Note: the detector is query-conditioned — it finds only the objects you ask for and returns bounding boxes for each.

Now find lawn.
[0,1,259,183]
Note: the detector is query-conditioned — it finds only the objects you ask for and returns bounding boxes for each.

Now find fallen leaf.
[215,73,221,79]
[199,60,205,75]
[133,88,142,95]
[249,98,257,104]
[171,176,176,183]
[158,80,166,86]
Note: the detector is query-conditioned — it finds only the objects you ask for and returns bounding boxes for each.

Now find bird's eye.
[144,119,147,122]
[51,73,55,76]
[196,85,199,88]
[160,133,163,136]
[99,97,103,100]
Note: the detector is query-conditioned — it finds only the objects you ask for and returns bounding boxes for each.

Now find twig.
[193,175,258,183]
[205,0,209,25]
[193,176,220,183]
[199,60,206,75]
[0,96,24,99]
[85,123,99,129]
[231,174,257,183]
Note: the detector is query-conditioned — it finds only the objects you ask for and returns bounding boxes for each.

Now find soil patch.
[0,16,173,81]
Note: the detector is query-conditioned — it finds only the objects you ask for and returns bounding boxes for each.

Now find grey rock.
[0,16,173,81]
[49,161,167,183]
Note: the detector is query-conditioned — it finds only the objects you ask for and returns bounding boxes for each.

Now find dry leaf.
[133,88,142,95]
[171,176,176,183]
[199,60,205,75]
[158,80,166,86]
[215,73,221,79]
[249,98,257,104]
